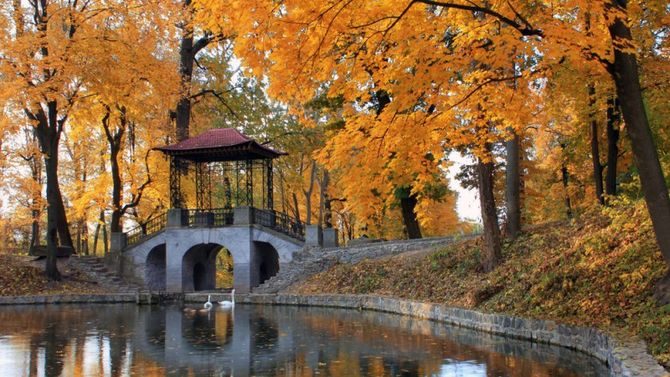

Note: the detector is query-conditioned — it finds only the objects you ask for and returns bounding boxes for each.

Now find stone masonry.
[254,235,472,293]
[234,294,668,377]
[114,208,304,294]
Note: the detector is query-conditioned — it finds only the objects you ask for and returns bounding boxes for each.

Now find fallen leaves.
[292,200,670,369]
[0,255,107,297]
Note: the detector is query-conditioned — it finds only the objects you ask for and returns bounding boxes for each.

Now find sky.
[446,151,481,223]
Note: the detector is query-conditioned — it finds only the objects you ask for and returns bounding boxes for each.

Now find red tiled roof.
[159,128,253,151]
[155,128,285,161]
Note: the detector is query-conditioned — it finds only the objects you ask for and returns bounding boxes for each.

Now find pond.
[0,303,608,376]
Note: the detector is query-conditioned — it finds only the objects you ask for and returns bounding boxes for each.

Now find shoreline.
[0,292,666,377]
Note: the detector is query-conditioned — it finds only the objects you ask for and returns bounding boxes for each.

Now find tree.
[1,0,91,279]
[196,0,670,285]
[1,0,179,276]
[174,0,226,141]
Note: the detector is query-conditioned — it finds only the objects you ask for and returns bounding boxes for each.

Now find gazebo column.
[195,162,211,210]
[245,159,253,207]
[169,156,183,209]
[266,159,273,210]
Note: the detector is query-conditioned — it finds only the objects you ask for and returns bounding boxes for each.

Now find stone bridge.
[108,207,339,293]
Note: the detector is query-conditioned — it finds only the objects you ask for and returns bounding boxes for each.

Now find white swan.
[203,294,213,310]
[219,289,235,309]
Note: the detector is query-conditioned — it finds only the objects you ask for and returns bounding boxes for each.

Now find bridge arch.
[145,244,167,291]
[182,243,232,292]
[253,241,280,285]
[121,225,303,293]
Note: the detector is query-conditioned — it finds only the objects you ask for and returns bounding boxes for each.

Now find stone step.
[68,256,147,293]
[255,237,464,293]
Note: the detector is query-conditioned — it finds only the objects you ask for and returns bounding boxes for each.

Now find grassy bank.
[292,200,670,368]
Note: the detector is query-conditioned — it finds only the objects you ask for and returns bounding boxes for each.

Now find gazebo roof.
[155,128,285,162]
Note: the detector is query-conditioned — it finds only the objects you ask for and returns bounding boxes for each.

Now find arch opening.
[182,243,234,292]
[145,244,166,291]
[253,241,280,286]
[193,262,207,291]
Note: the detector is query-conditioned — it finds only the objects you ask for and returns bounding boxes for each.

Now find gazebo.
[156,128,285,216]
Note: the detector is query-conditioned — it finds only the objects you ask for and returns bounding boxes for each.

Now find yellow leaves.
[619,268,648,289]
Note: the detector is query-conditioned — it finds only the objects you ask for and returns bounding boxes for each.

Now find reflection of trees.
[252,306,599,377]
[182,313,218,349]
[0,305,144,376]
[43,323,68,377]
[0,305,606,377]
[214,310,233,345]
[252,316,278,351]
[145,307,166,348]
[182,310,234,350]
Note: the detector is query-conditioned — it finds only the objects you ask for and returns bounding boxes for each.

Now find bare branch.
[413,0,543,37]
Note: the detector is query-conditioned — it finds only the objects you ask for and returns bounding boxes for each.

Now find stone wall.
[255,235,470,293]
[114,225,303,293]
[229,294,667,377]
[0,294,138,305]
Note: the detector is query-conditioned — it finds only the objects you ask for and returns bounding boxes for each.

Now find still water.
[0,304,607,376]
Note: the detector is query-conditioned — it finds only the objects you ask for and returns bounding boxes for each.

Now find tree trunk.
[589,84,605,205]
[400,192,422,239]
[76,223,81,253]
[80,221,89,255]
[477,155,502,272]
[176,0,195,141]
[608,0,670,303]
[292,192,301,223]
[110,147,122,233]
[93,210,104,255]
[605,97,620,197]
[318,169,333,227]
[30,212,40,248]
[43,136,62,280]
[53,185,73,248]
[279,169,287,214]
[505,131,521,239]
[303,160,317,225]
[562,164,573,219]
[28,134,42,248]
[102,219,109,256]
[322,170,333,228]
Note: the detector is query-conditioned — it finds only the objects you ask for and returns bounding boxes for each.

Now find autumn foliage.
[0,1,668,304]
[293,199,670,367]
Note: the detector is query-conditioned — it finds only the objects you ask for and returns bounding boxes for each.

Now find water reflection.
[0,304,607,376]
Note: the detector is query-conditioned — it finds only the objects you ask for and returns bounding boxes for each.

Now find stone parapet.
[305,225,323,247]
[322,228,338,247]
[0,294,138,305]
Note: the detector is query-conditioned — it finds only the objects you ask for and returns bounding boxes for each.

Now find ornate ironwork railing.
[125,207,304,248]
[186,208,234,228]
[253,208,305,241]
[212,208,235,227]
[126,212,168,247]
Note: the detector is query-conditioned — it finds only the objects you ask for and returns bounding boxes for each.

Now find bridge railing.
[124,207,304,248]
[252,208,305,241]
[126,212,168,247]
[185,208,234,227]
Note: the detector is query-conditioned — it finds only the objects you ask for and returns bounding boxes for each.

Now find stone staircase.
[253,249,339,293]
[254,235,472,294]
[68,255,147,293]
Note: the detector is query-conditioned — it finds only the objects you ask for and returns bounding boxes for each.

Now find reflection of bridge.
[106,129,338,293]
[0,304,608,377]
[126,305,606,377]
